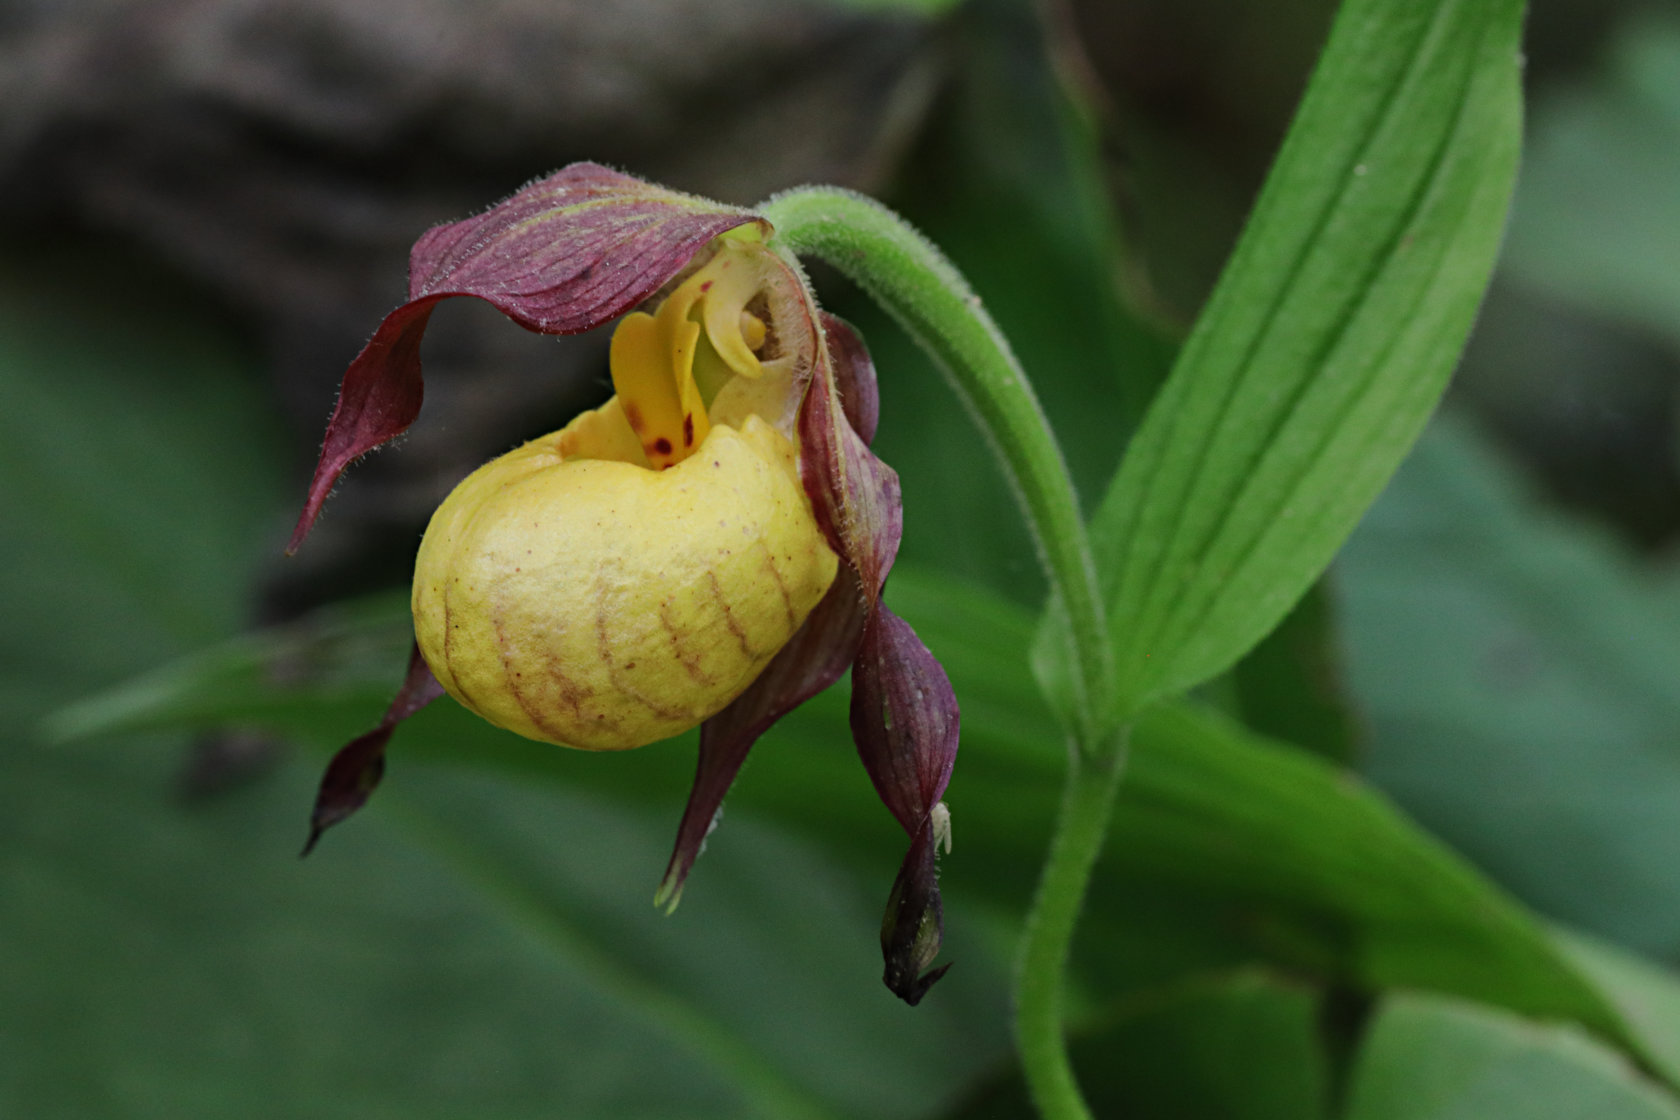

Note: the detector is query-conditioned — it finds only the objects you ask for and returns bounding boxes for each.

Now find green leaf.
[70,566,1674,1077]
[1338,418,1680,957]
[41,592,412,746]
[1112,704,1621,1041]
[1343,993,1680,1120]
[1084,0,1525,711]
[945,971,1329,1120]
[3,748,897,1120]
[1552,930,1680,1091]
[370,766,1014,1120]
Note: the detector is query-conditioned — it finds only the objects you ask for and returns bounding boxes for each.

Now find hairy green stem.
[761,188,1116,745]
[761,188,1127,1120]
[1015,738,1127,1119]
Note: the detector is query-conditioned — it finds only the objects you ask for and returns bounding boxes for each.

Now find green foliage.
[1340,418,1680,954]
[1230,579,1361,764]
[1555,931,1680,1088]
[948,972,1330,1119]
[15,0,1680,1116]
[1079,0,1526,713]
[1344,994,1680,1120]
[49,543,1680,1104]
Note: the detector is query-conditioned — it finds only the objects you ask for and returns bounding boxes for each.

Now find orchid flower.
[289,163,960,1005]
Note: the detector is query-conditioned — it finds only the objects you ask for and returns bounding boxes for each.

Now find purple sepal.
[658,566,869,911]
[849,606,959,835]
[289,163,765,553]
[301,643,444,856]
[793,314,961,1005]
[798,342,902,603]
[820,312,880,447]
[288,298,440,553]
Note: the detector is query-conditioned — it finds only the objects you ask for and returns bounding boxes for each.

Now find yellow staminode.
[605,241,771,471]
[411,242,837,751]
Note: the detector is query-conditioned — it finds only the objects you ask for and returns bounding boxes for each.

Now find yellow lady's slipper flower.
[288,164,958,1005]
[411,244,838,751]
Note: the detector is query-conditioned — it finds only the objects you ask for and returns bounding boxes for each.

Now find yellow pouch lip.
[412,416,839,752]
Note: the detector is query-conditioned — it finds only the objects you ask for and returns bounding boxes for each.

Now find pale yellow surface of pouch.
[411,240,838,750]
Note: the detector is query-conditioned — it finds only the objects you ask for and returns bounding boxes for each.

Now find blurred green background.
[6,0,1680,1116]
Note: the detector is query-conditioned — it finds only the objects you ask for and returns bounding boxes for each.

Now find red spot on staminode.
[625,403,645,432]
[700,281,714,292]
[654,437,673,456]
[682,413,694,447]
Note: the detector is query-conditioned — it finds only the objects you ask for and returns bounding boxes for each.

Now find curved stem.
[761,188,1129,1120]
[760,188,1116,744]
[1014,738,1127,1120]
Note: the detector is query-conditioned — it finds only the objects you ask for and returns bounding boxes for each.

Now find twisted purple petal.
[301,643,444,856]
[659,566,869,911]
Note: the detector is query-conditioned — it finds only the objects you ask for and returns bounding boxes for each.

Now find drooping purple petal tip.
[287,299,440,554]
[300,724,392,858]
[850,605,960,1005]
[288,163,766,553]
[301,643,444,856]
[658,566,870,911]
[849,606,959,837]
[881,820,952,1006]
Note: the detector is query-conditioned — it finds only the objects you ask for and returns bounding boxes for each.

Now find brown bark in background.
[0,0,937,600]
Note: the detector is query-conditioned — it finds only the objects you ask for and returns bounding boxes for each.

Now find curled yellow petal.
[698,245,768,380]
[609,299,711,470]
[606,237,793,476]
